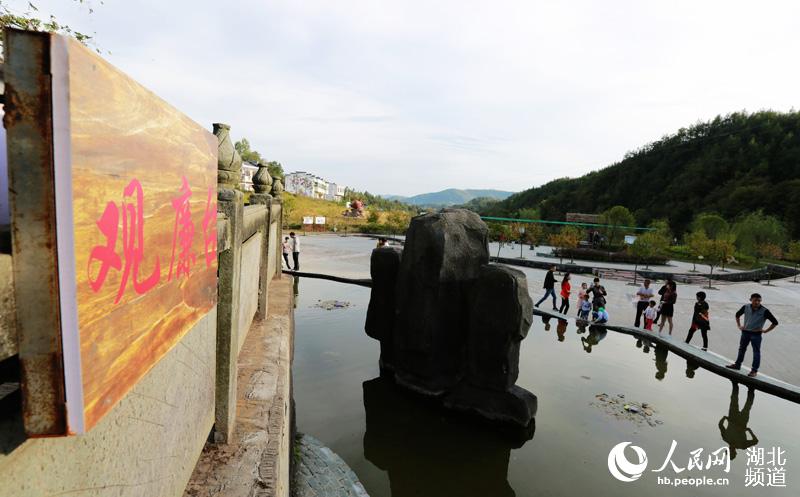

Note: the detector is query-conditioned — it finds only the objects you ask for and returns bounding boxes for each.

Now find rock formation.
[364,208,537,428]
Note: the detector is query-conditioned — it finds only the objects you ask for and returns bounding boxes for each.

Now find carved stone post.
[250,161,273,319]
[214,123,244,443]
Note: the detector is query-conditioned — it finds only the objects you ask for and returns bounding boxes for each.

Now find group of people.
[535,269,780,378]
[535,266,609,325]
[281,232,301,271]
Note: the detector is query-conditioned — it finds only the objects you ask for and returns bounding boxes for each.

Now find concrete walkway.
[185,277,294,497]
[293,434,369,497]
[532,307,800,404]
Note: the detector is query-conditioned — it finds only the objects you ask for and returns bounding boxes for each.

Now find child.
[685,291,710,351]
[643,300,657,331]
[578,294,592,320]
[576,282,588,315]
[593,306,609,324]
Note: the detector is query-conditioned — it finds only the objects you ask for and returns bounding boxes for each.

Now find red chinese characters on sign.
[168,176,195,281]
[87,178,216,302]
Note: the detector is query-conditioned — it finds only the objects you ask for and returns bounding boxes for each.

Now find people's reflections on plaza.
[719,382,758,460]
[685,357,700,379]
[362,377,534,497]
[581,326,607,353]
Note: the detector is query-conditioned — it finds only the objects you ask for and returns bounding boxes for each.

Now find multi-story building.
[325,183,346,202]
[240,161,259,191]
[285,171,345,201]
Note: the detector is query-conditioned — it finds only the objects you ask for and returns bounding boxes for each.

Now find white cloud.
[18,0,800,195]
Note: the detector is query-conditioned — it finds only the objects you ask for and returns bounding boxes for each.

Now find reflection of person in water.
[719,382,758,460]
[581,326,606,353]
[685,358,700,378]
[654,344,668,380]
[556,319,567,342]
[363,377,531,497]
[292,276,299,309]
[635,338,651,354]
[541,316,551,332]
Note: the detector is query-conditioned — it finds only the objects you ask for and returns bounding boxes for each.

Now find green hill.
[482,111,800,238]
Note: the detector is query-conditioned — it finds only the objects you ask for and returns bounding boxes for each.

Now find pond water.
[292,236,800,497]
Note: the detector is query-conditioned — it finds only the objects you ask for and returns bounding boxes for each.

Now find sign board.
[624,235,638,245]
[302,216,314,225]
[6,31,217,435]
[314,216,326,225]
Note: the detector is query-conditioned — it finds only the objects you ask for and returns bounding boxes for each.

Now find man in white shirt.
[290,232,300,271]
[634,279,655,328]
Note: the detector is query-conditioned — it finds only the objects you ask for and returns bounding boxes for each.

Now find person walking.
[282,236,292,270]
[634,279,655,327]
[558,273,571,314]
[535,266,558,311]
[685,291,711,350]
[726,293,779,377]
[289,231,301,271]
[657,280,677,334]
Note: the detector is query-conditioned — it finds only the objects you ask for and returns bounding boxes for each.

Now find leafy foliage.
[0,1,98,55]
[481,111,800,239]
[732,210,787,256]
[599,205,635,246]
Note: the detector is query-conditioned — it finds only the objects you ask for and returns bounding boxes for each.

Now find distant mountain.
[386,188,514,207]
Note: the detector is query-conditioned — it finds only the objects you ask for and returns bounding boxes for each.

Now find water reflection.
[719,382,758,460]
[654,343,668,380]
[556,319,567,342]
[685,358,700,379]
[581,326,607,353]
[363,376,534,497]
[292,276,300,308]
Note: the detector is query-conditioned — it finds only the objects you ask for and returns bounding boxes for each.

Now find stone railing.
[212,122,285,442]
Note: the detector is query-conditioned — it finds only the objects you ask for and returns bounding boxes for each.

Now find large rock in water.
[365,246,403,372]
[443,264,537,427]
[393,209,489,395]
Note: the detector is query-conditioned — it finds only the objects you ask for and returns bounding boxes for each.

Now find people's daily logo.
[608,442,648,482]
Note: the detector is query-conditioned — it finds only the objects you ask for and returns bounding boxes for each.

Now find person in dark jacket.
[726,293,779,377]
[685,291,710,350]
[535,266,558,311]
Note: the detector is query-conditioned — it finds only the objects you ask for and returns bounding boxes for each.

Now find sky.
[15,0,800,196]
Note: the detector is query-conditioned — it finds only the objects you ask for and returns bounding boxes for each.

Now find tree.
[234,138,263,164]
[692,213,730,240]
[786,241,800,283]
[699,238,735,289]
[733,211,788,257]
[756,243,783,285]
[516,207,540,220]
[385,211,411,236]
[548,227,581,264]
[1,2,98,56]
[685,230,709,272]
[523,223,545,248]
[600,205,635,247]
[266,161,284,180]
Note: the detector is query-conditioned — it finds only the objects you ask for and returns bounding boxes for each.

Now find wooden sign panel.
[6,31,217,434]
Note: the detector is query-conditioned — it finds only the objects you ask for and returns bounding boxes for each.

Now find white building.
[325,182,346,202]
[240,162,259,191]
[285,171,337,200]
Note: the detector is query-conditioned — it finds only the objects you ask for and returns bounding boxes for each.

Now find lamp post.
[518,226,526,259]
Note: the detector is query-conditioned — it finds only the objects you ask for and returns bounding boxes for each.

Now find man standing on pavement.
[726,293,779,377]
[290,231,301,271]
[535,266,558,311]
[634,279,655,328]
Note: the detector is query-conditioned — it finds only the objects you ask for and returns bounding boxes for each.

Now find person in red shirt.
[558,272,572,314]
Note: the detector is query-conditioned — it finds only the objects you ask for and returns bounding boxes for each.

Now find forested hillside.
[483,111,800,238]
